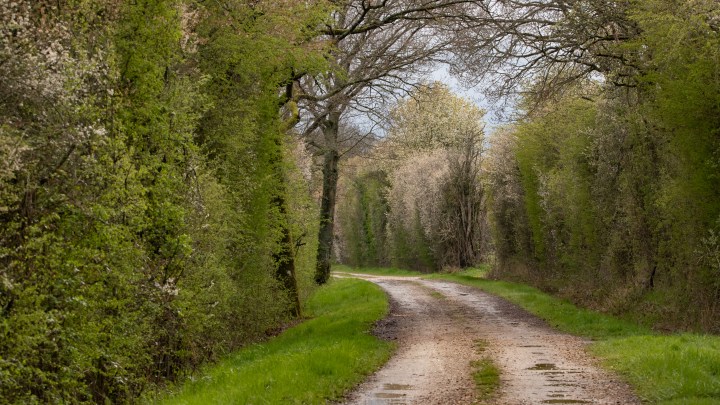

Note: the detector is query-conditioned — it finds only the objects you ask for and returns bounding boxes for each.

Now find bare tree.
[289,0,642,283]
[296,0,483,284]
[450,0,641,104]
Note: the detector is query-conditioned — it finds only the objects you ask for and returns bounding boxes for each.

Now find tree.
[449,0,642,106]
[0,0,327,401]
[295,0,643,282]
[295,0,481,284]
[385,84,487,269]
[483,0,720,332]
[195,0,328,316]
[334,84,488,271]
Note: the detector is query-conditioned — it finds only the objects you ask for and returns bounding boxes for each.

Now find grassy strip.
[457,265,491,279]
[472,359,500,402]
[428,290,446,300]
[472,339,500,403]
[335,266,720,404]
[152,278,393,404]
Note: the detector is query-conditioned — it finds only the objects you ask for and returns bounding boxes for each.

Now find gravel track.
[339,274,639,405]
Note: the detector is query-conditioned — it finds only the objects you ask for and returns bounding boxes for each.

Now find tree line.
[488,0,720,332]
[336,84,490,272]
[336,0,720,334]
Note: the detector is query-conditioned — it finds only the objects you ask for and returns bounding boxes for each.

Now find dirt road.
[339,274,639,405]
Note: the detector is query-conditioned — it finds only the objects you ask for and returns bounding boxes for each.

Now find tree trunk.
[273,210,302,317]
[271,132,301,316]
[315,113,340,284]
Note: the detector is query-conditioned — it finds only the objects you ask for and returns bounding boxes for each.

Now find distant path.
[338,273,639,405]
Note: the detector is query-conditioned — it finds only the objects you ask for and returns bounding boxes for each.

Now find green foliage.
[513,94,598,269]
[0,0,326,402]
[488,0,720,331]
[389,204,438,272]
[337,170,390,267]
[153,278,393,404]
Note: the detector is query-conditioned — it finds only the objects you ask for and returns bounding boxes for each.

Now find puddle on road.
[374,392,406,398]
[382,384,412,390]
[542,400,590,404]
[528,363,557,370]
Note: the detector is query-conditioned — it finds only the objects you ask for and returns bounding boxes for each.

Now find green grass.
[446,264,492,279]
[428,290,445,299]
[336,265,720,404]
[153,278,394,404]
[593,334,720,404]
[472,359,500,402]
[472,339,500,402]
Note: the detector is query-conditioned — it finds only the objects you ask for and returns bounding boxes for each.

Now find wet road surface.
[339,274,639,405]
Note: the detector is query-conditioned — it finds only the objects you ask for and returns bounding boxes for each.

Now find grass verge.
[152,278,393,404]
[592,334,720,405]
[335,266,720,404]
[447,265,492,279]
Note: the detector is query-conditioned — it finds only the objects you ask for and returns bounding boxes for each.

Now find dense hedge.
[0,1,322,402]
[487,0,720,332]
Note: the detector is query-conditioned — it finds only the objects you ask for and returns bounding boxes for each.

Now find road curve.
[339,274,639,405]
